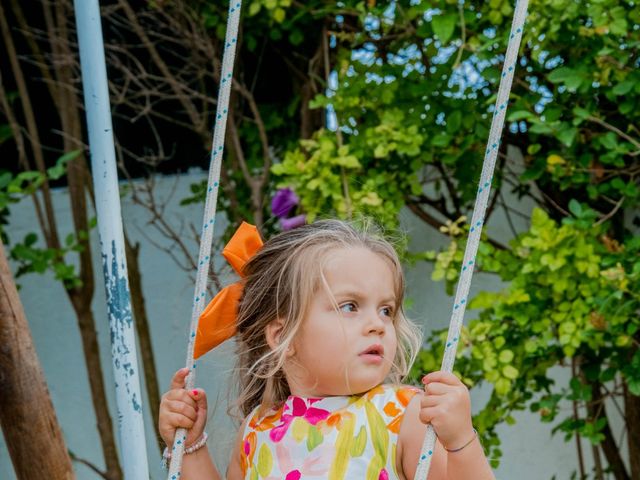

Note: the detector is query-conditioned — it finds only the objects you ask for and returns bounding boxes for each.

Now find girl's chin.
[346,374,390,395]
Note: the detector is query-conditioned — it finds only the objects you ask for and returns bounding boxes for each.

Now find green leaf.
[47,150,81,180]
[447,110,462,133]
[0,124,13,145]
[572,107,590,120]
[619,100,634,115]
[495,378,510,395]
[432,13,457,44]
[609,17,628,36]
[488,10,502,25]
[498,350,514,364]
[529,123,554,135]
[548,67,584,90]
[556,127,578,147]
[24,233,38,246]
[273,7,286,23]
[289,29,304,46]
[431,133,452,147]
[508,110,534,121]
[248,2,261,16]
[612,80,634,96]
[502,365,519,380]
[568,199,583,218]
[527,143,542,155]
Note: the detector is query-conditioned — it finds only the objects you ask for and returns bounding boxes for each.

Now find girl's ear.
[265,319,296,357]
[265,318,285,351]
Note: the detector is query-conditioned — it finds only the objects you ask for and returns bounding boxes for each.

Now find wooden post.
[0,240,75,479]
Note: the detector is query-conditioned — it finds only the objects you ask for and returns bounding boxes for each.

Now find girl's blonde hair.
[232,218,422,417]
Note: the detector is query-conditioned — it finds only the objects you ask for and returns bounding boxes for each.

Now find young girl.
[159,219,494,479]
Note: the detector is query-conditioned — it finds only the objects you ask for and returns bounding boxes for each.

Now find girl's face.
[285,246,398,397]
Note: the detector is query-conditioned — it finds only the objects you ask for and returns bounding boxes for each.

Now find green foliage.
[0,170,44,243]
[3,0,637,474]
[0,152,90,289]
[272,129,412,226]
[10,230,88,289]
[264,3,640,470]
[414,206,640,466]
[171,2,640,472]
[271,0,639,220]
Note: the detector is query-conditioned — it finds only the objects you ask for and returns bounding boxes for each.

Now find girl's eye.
[380,306,394,318]
[339,302,357,313]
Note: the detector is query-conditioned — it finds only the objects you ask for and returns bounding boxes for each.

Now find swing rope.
[168,0,528,478]
[413,1,530,478]
[166,1,243,478]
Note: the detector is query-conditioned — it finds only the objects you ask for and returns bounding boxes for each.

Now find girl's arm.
[165,406,248,480]
[397,372,494,480]
[180,448,221,480]
[178,429,252,480]
[397,394,447,479]
[159,368,222,480]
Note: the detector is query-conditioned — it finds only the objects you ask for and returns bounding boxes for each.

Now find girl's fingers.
[422,381,450,396]
[189,388,208,412]
[163,387,198,405]
[420,393,440,409]
[167,399,198,422]
[418,406,442,425]
[169,412,196,430]
[159,411,196,443]
[422,370,462,387]
[169,368,190,390]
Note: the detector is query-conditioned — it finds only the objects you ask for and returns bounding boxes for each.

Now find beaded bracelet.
[443,429,478,453]
[161,432,208,469]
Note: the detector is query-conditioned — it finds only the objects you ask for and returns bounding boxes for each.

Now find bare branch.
[0,0,60,248]
[586,115,640,154]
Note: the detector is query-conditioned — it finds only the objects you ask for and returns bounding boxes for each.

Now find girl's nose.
[365,310,385,334]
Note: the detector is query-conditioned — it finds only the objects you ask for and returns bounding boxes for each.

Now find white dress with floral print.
[239,384,420,480]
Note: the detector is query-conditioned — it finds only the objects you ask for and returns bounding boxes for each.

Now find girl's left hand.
[419,371,474,450]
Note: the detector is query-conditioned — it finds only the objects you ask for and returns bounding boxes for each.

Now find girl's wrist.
[436,426,477,452]
[162,432,209,468]
[442,428,477,453]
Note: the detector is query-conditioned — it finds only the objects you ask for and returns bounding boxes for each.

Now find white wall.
[1,170,593,479]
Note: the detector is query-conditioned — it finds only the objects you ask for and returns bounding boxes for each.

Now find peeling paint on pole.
[103,241,141,416]
[74,0,149,477]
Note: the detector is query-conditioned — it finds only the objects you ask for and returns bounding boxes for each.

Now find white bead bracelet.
[162,432,208,469]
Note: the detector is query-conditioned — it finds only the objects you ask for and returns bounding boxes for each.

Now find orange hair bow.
[193,222,263,359]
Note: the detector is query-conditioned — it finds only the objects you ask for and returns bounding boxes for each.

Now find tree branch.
[587,381,630,480]
[0,0,60,249]
[406,201,508,250]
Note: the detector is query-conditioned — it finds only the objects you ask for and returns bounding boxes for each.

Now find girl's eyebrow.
[333,289,397,305]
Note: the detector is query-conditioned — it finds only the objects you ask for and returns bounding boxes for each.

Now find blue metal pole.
[73,1,149,478]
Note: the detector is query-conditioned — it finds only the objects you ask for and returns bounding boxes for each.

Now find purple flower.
[271,188,299,219]
[280,214,306,231]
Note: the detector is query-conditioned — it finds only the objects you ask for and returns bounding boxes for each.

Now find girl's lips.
[360,353,384,364]
[359,344,384,363]
[360,344,384,356]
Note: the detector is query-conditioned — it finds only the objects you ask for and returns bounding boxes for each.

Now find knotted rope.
[166,1,242,478]
[168,1,529,478]
[413,1,530,478]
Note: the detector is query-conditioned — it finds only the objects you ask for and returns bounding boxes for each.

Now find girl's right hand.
[159,368,208,447]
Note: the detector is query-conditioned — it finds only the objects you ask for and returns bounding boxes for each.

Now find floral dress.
[240,384,420,480]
